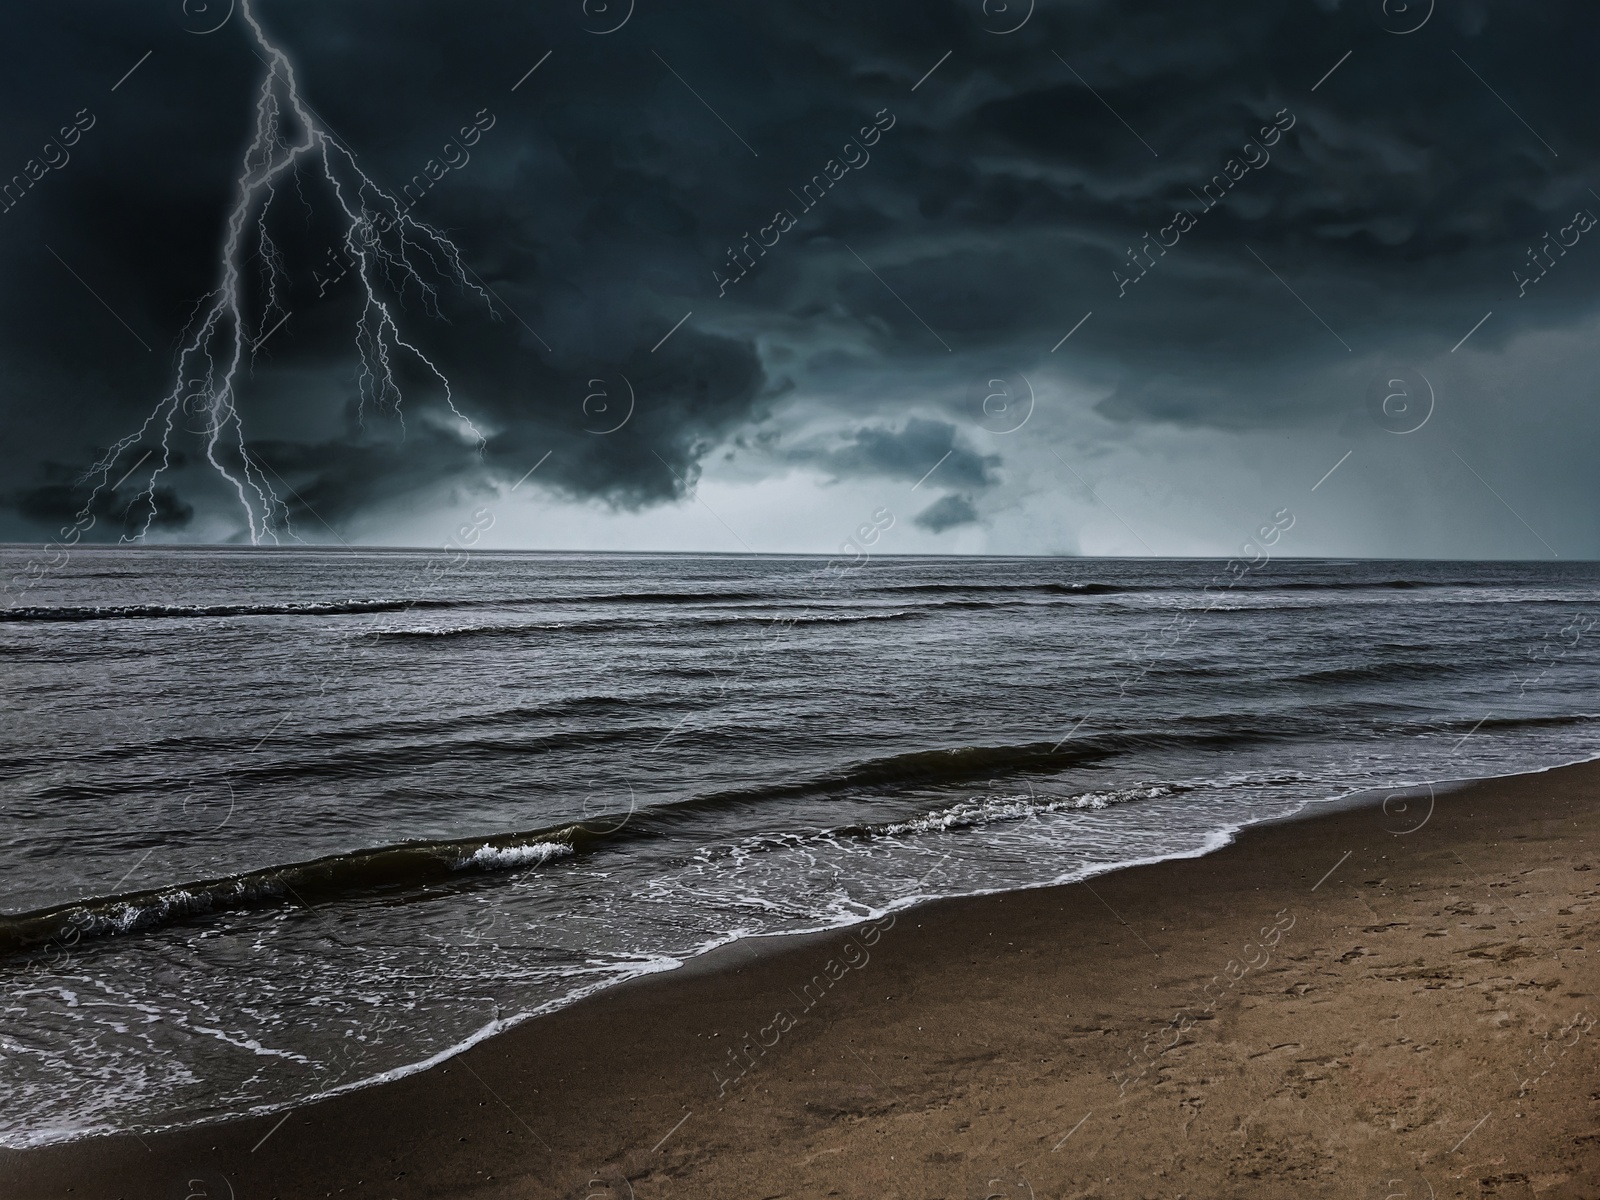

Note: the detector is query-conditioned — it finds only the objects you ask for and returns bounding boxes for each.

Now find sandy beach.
[6,760,1599,1200]
[8,0,1600,1194]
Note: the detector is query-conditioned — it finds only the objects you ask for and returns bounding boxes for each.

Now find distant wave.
[699,609,924,627]
[0,599,465,623]
[873,581,1134,596]
[1478,712,1600,732]
[1287,661,1463,685]
[371,609,924,641]
[867,578,1492,597]
[23,724,641,802]
[1267,578,1482,591]
[0,693,669,780]
[659,741,1117,819]
[0,576,1551,624]
[560,590,772,605]
[0,590,787,623]
[368,619,644,639]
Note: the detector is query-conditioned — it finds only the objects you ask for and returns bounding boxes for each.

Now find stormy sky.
[1,0,1597,556]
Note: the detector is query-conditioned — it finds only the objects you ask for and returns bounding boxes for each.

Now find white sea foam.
[882,785,1175,836]
[458,841,573,871]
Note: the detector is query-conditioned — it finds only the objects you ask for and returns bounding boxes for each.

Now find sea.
[1,549,1597,1148]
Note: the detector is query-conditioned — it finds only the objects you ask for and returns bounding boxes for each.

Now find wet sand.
[6,761,1599,1199]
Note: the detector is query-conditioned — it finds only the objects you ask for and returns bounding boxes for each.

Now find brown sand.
[5,761,1600,1200]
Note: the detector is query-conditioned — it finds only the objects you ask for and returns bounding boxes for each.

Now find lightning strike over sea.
[80,0,493,545]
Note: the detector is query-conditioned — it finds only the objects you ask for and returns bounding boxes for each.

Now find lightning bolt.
[83,0,492,544]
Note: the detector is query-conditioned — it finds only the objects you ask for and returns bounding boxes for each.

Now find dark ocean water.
[1,549,1597,1147]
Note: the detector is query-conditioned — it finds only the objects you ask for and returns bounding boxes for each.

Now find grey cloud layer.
[0,0,1595,541]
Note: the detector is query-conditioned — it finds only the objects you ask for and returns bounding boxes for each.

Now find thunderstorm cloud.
[0,0,1595,554]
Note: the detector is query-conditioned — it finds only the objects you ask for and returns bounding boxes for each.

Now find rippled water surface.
[2,550,1597,1146]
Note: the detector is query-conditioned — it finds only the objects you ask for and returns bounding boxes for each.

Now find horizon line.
[0,543,1588,564]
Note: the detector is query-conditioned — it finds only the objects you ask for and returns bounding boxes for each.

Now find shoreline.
[0,762,1509,1150]
[5,757,1599,1197]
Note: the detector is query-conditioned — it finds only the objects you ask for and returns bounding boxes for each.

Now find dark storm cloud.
[242,324,767,525]
[0,0,1596,538]
[787,417,998,491]
[15,463,193,534]
[913,493,980,533]
[0,0,784,538]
